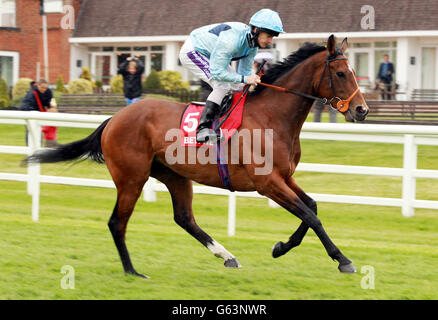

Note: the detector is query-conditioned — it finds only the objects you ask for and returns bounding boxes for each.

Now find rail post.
[402,134,417,217]
[27,119,41,222]
[143,177,157,202]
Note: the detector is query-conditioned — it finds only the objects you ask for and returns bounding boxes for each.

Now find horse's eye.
[336,71,345,78]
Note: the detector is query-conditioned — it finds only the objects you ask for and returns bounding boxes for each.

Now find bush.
[0,78,10,108]
[143,69,161,90]
[95,80,103,89]
[110,74,123,93]
[157,70,190,91]
[67,78,93,94]
[80,67,96,88]
[12,78,32,99]
[55,75,66,93]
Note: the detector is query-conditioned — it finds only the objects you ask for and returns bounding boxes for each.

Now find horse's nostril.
[356,105,368,115]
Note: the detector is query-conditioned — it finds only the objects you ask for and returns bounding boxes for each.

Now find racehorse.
[25,35,369,278]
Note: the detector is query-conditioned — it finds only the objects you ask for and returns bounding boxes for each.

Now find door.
[91,53,112,85]
[354,52,370,86]
[421,47,436,89]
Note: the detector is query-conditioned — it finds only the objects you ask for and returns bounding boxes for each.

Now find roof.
[73,0,438,38]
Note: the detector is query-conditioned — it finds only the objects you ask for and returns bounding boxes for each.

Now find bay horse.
[25,35,369,278]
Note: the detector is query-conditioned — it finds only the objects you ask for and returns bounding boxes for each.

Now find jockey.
[179,8,284,143]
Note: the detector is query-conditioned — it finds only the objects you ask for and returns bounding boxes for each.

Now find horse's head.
[315,35,369,122]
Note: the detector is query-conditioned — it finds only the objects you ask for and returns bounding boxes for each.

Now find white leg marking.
[207,240,234,261]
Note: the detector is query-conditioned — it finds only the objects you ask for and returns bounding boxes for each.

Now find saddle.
[188,94,234,117]
[180,92,247,147]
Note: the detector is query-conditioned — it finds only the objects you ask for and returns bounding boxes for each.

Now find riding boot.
[196,100,220,143]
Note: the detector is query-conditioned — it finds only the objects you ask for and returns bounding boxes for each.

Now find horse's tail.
[23,118,111,165]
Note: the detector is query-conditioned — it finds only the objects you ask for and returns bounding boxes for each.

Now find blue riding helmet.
[249,9,285,36]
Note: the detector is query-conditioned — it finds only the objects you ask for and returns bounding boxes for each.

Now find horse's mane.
[251,42,326,95]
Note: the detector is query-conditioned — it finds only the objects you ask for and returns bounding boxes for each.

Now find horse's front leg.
[258,175,356,273]
[272,176,317,258]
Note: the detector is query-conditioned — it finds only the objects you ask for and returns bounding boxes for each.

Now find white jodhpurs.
[179,37,245,105]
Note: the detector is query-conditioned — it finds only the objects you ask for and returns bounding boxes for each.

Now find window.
[347,41,397,88]
[151,53,162,71]
[0,56,13,86]
[117,47,131,51]
[0,51,18,87]
[352,43,371,48]
[134,46,148,51]
[44,0,63,13]
[0,0,16,27]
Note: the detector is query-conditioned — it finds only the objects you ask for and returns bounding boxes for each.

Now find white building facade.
[70,30,438,97]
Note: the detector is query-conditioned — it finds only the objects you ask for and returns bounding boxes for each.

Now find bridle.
[314,49,359,112]
[257,49,360,113]
[213,49,360,132]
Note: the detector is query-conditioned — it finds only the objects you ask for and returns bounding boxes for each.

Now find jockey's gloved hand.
[246,74,261,85]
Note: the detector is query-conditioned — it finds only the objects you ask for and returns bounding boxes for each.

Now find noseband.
[315,50,359,113]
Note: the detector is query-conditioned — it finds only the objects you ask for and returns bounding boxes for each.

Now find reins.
[214,50,360,132]
[259,51,360,112]
[256,82,329,106]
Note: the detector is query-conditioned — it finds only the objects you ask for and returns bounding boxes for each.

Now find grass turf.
[0,113,437,300]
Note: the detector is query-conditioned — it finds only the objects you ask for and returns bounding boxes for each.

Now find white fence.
[1,111,438,236]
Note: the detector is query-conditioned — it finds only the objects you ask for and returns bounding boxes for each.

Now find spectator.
[117,56,145,105]
[377,54,394,100]
[20,79,59,147]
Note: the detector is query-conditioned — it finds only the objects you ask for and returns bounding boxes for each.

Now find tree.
[55,75,66,93]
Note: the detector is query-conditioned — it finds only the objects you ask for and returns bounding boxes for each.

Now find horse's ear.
[327,34,336,55]
[341,37,348,53]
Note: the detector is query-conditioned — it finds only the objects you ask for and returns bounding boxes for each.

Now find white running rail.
[1,111,438,236]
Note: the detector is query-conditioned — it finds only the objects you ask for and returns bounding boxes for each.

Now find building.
[0,0,81,88]
[2,0,438,97]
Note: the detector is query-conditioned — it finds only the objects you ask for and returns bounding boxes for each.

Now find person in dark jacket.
[20,79,59,147]
[377,54,395,100]
[117,56,145,105]
[20,79,53,111]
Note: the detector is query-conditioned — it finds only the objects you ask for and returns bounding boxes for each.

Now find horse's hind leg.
[151,161,241,268]
[272,177,317,258]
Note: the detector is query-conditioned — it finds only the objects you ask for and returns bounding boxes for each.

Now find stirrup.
[196,128,218,143]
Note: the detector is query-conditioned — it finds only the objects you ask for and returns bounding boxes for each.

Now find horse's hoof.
[338,262,357,274]
[272,241,286,258]
[126,271,150,279]
[224,258,242,268]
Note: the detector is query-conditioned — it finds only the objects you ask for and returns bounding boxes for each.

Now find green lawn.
[0,114,437,300]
